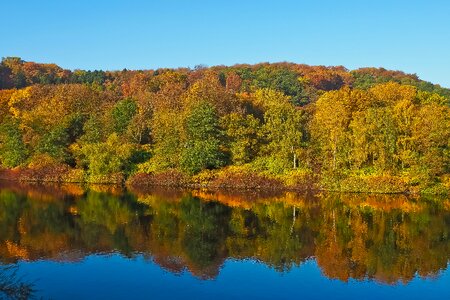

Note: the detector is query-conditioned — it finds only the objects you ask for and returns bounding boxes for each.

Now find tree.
[310,89,352,171]
[180,102,227,174]
[36,124,70,163]
[411,103,450,178]
[253,89,304,172]
[78,133,135,176]
[111,98,137,134]
[144,111,184,171]
[221,113,260,165]
[0,117,28,167]
[183,72,239,116]
[349,108,398,171]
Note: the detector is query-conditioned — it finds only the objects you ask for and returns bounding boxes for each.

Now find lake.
[0,180,449,299]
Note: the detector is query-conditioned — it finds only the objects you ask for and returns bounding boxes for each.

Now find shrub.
[211,167,284,190]
[127,170,188,188]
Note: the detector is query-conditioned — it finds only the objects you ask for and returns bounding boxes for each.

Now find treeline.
[0,57,449,194]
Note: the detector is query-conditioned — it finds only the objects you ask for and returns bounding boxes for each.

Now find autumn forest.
[0,57,449,194]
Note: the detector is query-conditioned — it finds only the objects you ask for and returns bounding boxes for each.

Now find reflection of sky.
[16,254,450,300]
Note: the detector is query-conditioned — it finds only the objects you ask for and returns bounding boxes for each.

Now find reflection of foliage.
[315,193,450,283]
[252,203,306,271]
[0,182,449,283]
[76,191,148,254]
[0,265,35,300]
[180,196,231,268]
[78,191,135,233]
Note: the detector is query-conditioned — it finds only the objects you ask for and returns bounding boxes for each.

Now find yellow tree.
[310,87,353,171]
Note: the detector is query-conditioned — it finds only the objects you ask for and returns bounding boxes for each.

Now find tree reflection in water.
[0,180,449,284]
[0,264,35,300]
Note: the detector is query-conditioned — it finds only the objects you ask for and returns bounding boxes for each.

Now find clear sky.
[1,0,449,87]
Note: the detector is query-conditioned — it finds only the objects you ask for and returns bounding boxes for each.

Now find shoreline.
[0,167,445,196]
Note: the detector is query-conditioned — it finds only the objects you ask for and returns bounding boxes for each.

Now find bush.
[281,169,315,189]
[127,170,188,188]
[191,169,217,187]
[336,174,407,193]
[61,169,85,183]
[211,167,284,190]
[20,154,71,182]
[77,133,135,176]
[250,156,294,175]
[87,173,125,184]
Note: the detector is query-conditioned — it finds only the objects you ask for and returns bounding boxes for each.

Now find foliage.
[180,102,227,175]
[0,184,449,282]
[0,117,28,168]
[0,57,448,193]
[257,89,304,173]
[77,133,136,177]
[111,98,137,134]
[221,113,260,165]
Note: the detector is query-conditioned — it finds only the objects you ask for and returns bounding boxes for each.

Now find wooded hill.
[0,57,449,194]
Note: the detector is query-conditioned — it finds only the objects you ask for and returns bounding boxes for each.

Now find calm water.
[0,181,449,299]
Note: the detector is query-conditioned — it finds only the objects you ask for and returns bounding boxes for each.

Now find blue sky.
[1,0,449,87]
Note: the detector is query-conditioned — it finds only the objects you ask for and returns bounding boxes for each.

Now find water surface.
[0,181,449,299]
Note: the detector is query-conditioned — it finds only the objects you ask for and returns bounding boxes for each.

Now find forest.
[0,57,449,194]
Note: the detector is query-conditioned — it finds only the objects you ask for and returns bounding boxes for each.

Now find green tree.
[80,115,105,143]
[111,98,137,134]
[180,102,227,174]
[36,125,70,162]
[78,133,135,176]
[221,113,260,165]
[36,114,85,164]
[0,117,28,167]
[145,111,183,171]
